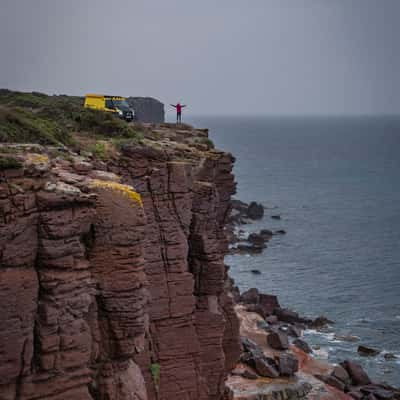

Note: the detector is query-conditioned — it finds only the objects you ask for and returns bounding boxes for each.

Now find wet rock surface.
[293,339,313,354]
[227,199,287,257]
[246,201,264,220]
[229,287,400,400]
[357,345,381,357]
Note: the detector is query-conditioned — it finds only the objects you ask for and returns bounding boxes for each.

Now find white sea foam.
[313,348,329,359]
[304,329,335,341]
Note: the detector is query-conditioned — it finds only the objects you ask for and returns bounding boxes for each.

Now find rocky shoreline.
[225,199,400,400]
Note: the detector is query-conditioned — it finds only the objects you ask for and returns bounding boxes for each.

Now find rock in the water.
[248,232,267,245]
[357,345,380,357]
[384,353,397,361]
[309,315,334,328]
[260,229,274,238]
[247,202,264,220]
[276,353,299,377]
[231,199,249,214]
[267,331,289,350]
[341,360,371,385]
[293,339,312,354]
[236,243,265,254]
[331,365,351,385]
[275,307,310,324]
[360,385,397,400]
[271,215,281,220]
[274,229,286,234]
[250,269,261,275]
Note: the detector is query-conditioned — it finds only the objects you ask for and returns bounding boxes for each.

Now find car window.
[105,99,114,109]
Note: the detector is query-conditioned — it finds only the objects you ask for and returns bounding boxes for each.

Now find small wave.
[304,329,335,341]
[357,318,373,323]
[381,351,400,359]
[333,333,360,342]
[313,348,329,359]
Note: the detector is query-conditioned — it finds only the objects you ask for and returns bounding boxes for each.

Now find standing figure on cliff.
[170,102,186,123]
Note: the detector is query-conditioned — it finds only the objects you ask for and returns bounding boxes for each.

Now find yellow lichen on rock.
[89,179,143,206]
[26,153,49,165]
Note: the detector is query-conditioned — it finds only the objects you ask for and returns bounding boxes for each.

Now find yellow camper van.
[84,94,135,122]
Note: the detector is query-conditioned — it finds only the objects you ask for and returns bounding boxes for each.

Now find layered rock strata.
[0,125,240,400]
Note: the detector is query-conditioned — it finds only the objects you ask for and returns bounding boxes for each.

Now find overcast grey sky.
[1,0,399,116]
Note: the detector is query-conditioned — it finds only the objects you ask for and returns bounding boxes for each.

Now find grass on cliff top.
[0,155,23,170]
[0,89,144,149]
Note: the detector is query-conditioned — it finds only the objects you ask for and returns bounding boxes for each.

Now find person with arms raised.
[170,102,186,123]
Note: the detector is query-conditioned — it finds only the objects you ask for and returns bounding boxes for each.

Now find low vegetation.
[199,137,215,149]
[0,89,144,149]
[150,363,160,392]
[0,156,22,170]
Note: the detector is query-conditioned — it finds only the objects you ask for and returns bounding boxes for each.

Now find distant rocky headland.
[0,90,398,400]
[126,97,164,123]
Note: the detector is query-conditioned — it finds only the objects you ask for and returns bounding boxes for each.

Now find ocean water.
[188,115,400,386]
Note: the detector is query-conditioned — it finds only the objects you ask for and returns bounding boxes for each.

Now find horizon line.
[182,113,400,119]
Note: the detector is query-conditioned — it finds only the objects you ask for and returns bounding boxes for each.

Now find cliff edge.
[0,91,240,400]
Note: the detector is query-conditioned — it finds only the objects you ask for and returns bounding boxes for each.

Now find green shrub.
[86,141,109,160]
[194,137,214,149]
[0,90,83,111]
[76,108,141,138]
[0,156,22,170]
[112,133,144,150]
[0,107,73,145]
[203,137,215,149]
[0,146,17,153]
[150,363,160,391]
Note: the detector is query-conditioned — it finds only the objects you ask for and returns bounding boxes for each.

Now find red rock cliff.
[0,125,240,400]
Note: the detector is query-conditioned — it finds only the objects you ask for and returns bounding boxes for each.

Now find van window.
[105,99,114,109]
[113,100,130,110]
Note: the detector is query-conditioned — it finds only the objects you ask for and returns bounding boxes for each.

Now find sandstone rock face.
[0,129,240,400]
[116,144,240,400]
[0,163,148,400]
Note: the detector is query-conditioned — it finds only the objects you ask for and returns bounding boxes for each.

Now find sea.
[188,115,400,386]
